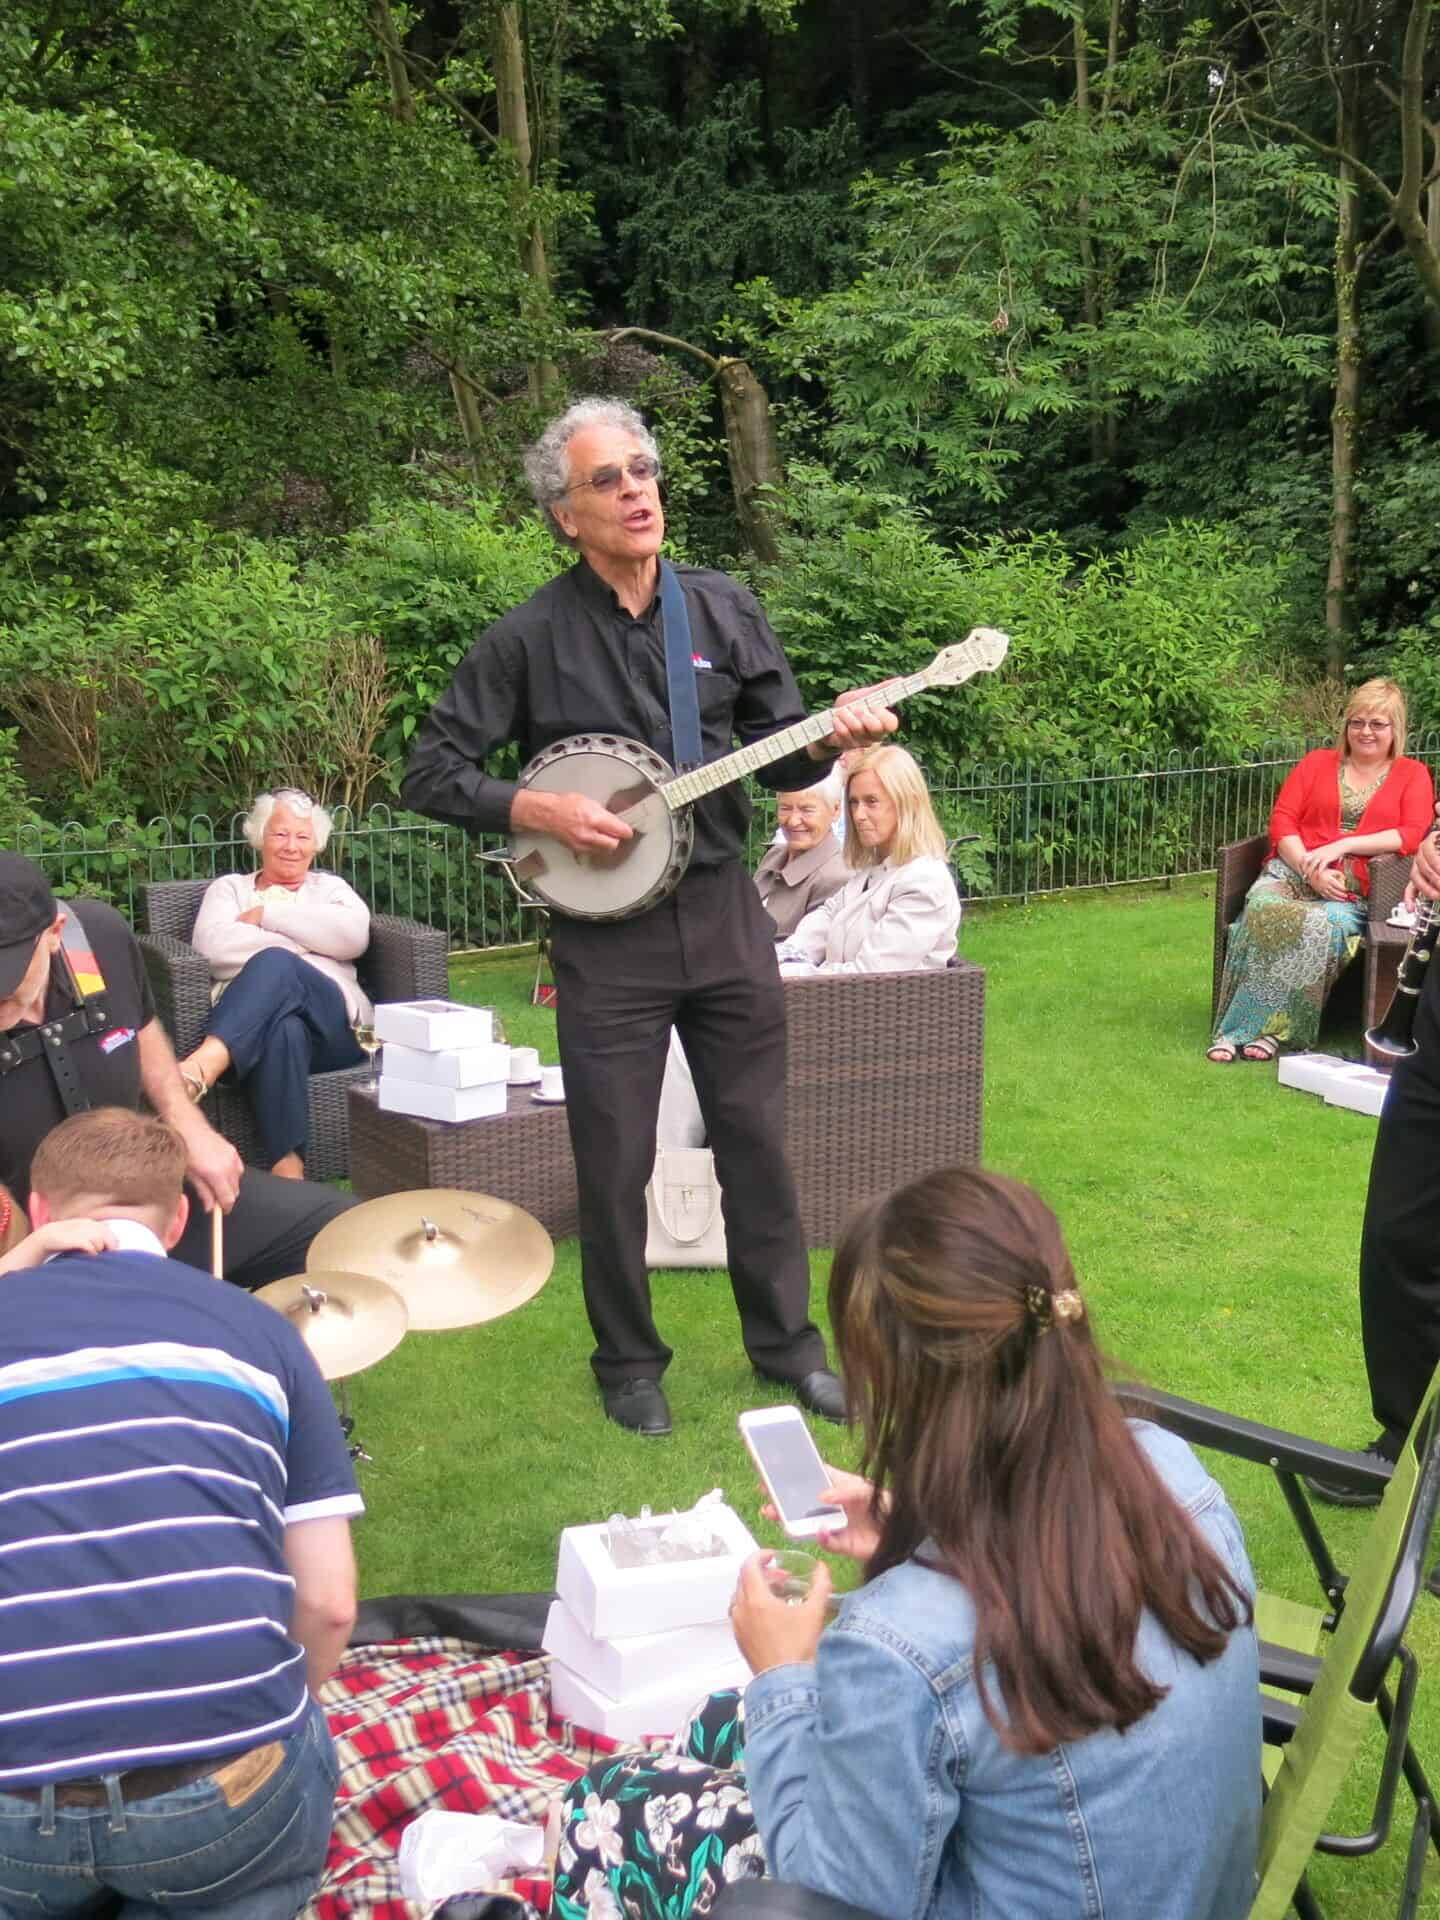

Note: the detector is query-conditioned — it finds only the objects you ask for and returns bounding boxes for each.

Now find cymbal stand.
[293,1286,374,1464]
[334,1379,373,1464]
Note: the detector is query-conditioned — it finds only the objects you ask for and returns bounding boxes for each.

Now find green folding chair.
[1126,1374,1440,1919]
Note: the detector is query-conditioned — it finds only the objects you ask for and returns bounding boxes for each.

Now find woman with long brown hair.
[553,1168,1260,1920]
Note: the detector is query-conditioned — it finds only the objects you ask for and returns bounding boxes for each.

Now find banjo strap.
[659,560,703,774]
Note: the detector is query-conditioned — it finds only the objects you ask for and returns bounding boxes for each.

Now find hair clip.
[1025,1284,1084,1334]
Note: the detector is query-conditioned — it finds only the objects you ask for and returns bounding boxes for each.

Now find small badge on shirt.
[98,1027,136,1054]
[691,654,714,670]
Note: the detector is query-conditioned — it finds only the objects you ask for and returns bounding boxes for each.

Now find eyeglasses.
[563,455,661,496]
[1348,718,1393,732]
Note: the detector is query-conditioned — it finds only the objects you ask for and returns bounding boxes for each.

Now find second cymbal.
[306,1188,554,1331]
[255,1271,409,1380]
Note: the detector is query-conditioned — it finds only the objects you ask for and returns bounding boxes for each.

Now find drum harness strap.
[659,559,702,775]
[0,902,113,1115]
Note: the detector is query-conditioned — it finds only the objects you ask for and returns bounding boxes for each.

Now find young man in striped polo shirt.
[0,1108,361,1919]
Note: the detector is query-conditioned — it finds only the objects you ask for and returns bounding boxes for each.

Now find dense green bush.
[749,467,1293,774]
[322,496,562,765]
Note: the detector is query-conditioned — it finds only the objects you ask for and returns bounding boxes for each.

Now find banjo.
[503,626,1009,922]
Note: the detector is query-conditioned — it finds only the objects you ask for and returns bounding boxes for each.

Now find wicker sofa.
[1211,835,1412,1037]
[782,962,985,1245]
[136,877,449,1181]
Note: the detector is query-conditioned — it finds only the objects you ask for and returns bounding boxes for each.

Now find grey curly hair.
[242,788,334,854]
[523,398,660,545]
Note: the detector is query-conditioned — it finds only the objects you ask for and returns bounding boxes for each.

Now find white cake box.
[1277,1052,1357,1099]
[542,1597,744,1700]
[548,1652,749,1744]
[555,1504,757,1640]
[378,1075,508,1123]
[381,1040,511,1089]
[372,1000,495,1051]
[1323,1064,1391,1118]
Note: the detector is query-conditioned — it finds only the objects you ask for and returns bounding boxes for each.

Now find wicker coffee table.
[348,961,986,1249]
[348,1081,580,1238]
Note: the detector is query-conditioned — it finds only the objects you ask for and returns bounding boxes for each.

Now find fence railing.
[9,732,1439,951]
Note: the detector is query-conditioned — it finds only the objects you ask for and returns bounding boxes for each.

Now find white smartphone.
[738,1405,846,1540]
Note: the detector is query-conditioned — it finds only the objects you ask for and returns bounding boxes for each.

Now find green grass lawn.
[347,881,1439,1916]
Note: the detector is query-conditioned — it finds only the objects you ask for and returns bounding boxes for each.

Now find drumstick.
[211,1206,224,1280]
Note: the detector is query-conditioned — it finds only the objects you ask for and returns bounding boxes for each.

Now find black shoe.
[757,1366,848,1425]
[1302,1441,1394,1509]
[601,1377,673,1437]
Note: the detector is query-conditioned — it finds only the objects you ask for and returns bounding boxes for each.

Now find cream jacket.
[190,870,373,1023]
[776,854,960,975]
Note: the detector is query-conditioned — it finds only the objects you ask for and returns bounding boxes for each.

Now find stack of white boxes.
[545,1503,757,1741]
[373,999,511,1123]
[1277,1051,1393,1118]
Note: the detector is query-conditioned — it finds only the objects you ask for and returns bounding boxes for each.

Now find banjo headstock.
[922,627,1010,687]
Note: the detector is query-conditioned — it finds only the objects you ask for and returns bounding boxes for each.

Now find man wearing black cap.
[0,852,354,1288]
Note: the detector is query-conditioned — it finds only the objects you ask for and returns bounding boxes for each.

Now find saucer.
[531,1091,567,1105]
[509,1074,542,1087]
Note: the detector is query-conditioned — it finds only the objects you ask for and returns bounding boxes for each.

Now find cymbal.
[306,1189,554,1332]
[255,1271,409,1380]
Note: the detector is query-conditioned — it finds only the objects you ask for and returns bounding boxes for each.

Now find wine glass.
[476,1004,510,1046]
[354,1021,381,1083]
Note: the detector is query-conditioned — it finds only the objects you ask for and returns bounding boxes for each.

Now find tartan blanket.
[309,1637,617,1920]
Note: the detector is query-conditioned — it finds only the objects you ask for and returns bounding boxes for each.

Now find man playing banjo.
[402,398,897,1435]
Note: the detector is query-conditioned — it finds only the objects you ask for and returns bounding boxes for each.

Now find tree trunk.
[492,2,557,403]
[370,0,415,123]
[1425,131,1440,353]
[449,371,486,486]
[1072,15,1109,467]
[716,360,784,565]
[1327,55,1365,681]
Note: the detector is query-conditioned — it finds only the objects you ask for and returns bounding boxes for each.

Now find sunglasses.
[564,455,661,496]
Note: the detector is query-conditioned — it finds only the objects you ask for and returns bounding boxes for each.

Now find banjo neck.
[659,659,957,811]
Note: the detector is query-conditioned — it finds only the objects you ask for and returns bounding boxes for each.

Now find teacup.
[538,1065,565,1101]
[509,1045,541,1085]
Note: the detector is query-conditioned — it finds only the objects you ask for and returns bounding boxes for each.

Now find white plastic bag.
[396,1808,544,1905]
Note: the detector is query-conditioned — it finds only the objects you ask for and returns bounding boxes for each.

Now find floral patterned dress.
[1211,766,1377,1054]
[551,1691,763,1920]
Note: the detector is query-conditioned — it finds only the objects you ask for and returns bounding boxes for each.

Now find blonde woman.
[776,743,959,974]
[1209,680,1434,1064]
[179,790,371,1177]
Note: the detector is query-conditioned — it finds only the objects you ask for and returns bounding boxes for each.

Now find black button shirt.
[400,558,831,869]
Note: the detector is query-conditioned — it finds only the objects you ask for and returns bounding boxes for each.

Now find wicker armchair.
[137,877,449,1181]
[1211,836,1412,1036]
[782,963,985,1246]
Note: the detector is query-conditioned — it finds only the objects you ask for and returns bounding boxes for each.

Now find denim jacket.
[743,1422,1260,1920]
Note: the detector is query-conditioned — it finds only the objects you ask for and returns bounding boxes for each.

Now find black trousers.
[172,1168,358,1293]
[550,860,824,1387]
[1359,945,1440,1451]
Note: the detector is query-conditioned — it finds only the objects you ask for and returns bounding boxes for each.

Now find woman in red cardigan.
[1208,679,1435,1063]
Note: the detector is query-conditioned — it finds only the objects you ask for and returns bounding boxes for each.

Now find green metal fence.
[8,733,1439,951]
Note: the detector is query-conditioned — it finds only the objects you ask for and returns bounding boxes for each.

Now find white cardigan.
[190,870,374,1023]
[775,854,960,975]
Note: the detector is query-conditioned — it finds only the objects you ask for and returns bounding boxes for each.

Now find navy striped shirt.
[0,1233,362,1786]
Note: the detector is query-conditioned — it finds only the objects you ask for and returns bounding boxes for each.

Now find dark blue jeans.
[205,951,363,1168]
[0,1700,338,1920]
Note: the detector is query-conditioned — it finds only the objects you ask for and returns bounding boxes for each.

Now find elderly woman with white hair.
[754,769,851,939]
[177,789,370,1179]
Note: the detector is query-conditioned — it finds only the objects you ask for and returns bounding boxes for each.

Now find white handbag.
[645,1147,729,1269]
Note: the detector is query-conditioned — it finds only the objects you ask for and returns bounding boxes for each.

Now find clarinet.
[1366,888,1440,1060]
